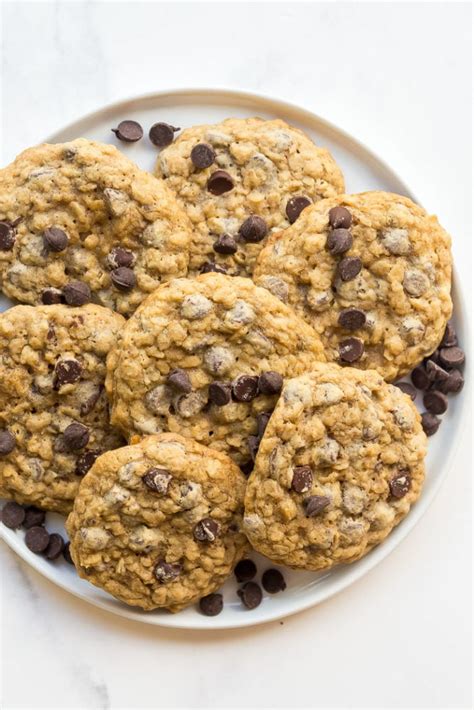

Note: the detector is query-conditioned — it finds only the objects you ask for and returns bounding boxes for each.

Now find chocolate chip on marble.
[111,267,136,291]
[193,518,220,543]
[0,429,16,455]
[285,196,311,224]
[258,371,283,395]
[411,366,431,391]
[338,308,366,330]
[23,506,46,529]
[304,495,330,517]
[200,261,227,274]
[213,234,237,254]
[421,411,441,436]
[292,466,313,493]
[238,581,262,610]
[62,423,90,451]
[389,469,412,499]
[41,288,64,304]
[44,533,65,560]
[423,390,448,415]
[53,359,82,388]
[75,450,100,476]
[1,502,25,529]
[191,143,216,169]
[440,322,458,348]
[107,247,135,269]
[247,435,260,462]
[154,560,182,583]
[257,412,271,439]
[327,228,353,255]
[329,206,352,229]
[62,281,91,306]
[63,541,74,565]
[439,369,464,395]
[111,120,143,142]
[234,558,257,582]
[394,382,417,401]
[262,568,287,594]
[339,337,364,363]
[149,122,179,148]
[207,170,234,195]
[143,468,172,495]
[43,227,69,252]
[232,375,259,402]
[25,526,50,554]
[208,382,232,406]
[199,593,223,616]
[239,215,268,243]
[167,368,192,393]
[0,221,15,250]
[439,347,465,370]
[337,256,362,281]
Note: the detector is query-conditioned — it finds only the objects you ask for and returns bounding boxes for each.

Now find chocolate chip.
[286,196,311,224]
[329,206,352,229]
[257,412,271,439]
[1,502,25,529]
[41,288,64,304]
[258,371,283,395]
[143,468,172,494]
[208,382,232,406]
[199,593,223,616]
[240,461,254,477]
[80,387,102,416]
[247,435,260,462]
[62,281,91,306]
[75,450,100,476]
[262,568,286,594]
[0,221,15,250]
[191,143,216,169]
[25,526,50,553]
[394,382,417,400]
[111,267,136,291]
[304,495,330,517]
[426,359,450,387]
[292,466,313,493]
[327,228,353,255]
[439,369,464,394]
[389,470,411,499]
[43,227,69,252]
[424,349,441,367]
[239,215,268,243]
[423,390,448,415]
[53,359,82,388]
[23,506,46,529]
[154,560,182,583]
[238,581,262,609]
[111,120,143,142]
[235,558,257,582]
[149,122,179,148]
[213,234,237,254]
[107,247,135,269]
[421,411,441,436]
[441,322,457,347]
[232,375,259,402]
[339,337,364,363]
[338,308,366,330]
[62,423,90,450]
[193,518,220,543]
[439,347,465,369]
[337,256,362,281]
[411,366,431,391]
[44,533,65,560]
[0,429,16,455]
[167,368,192,393]
[63,541,74,565]
[207,170,234,195]
[200,261,227,274]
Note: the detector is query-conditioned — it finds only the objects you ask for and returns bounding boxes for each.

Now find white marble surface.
[0,2,472,709]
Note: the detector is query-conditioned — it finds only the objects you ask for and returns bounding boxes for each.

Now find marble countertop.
[0,2,471,709]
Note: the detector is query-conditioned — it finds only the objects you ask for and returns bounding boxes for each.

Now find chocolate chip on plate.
[304,495,330,517]
[44,533,65,560]
[411,365,431,391]
[25,526,50,554]
[107,247,135,269]
[23,506,46,529]
[258,370,283,395]
[262,568,287,594]
[440,322,457,348]
[234,558,257,582]
[238,581,263,610]
[200,261,227,274]
[394,382,417,401]
[207,170,234,195]
[111,267,136,291]
[232,375,259,402]
[423,390,448,415]
[111,120,143,142]
[193,518,220,543]
[439,369,464,395]
[143,467,172,494]
[1,501,25,529]
[208,382,232,406]
[327,228,353,255]
[337,256,362,281]
[63,541,74,565]
[292,466,313,493]
[53,358,82,388]
[0,221,15,251]
[199,593,223,616]
[0,429,16,455]
[439,346,465,369]
[62,281,91,306]
[338,308,366,330]
[41,287,64,304]
[339,337,364,363]
[425,360,450,386]
[62,423,90,451]
[191,143,216,169]
[167,368,192,393]
[75,450,100,477]
[43,227,69,252]
[389,469,411,499]
[329,206,352,229]
[149,122,179,148]
[154,560,182,583]
[239,216,268,243]
[213,234,237,254]
[421,411,441,436]
[286,196,311,224]
[247,435,260,462]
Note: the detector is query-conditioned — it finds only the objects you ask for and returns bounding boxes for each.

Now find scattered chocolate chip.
[193,518,220,543]
[208,382,232,406]
[304,495,330,517]
[0,429,16,455]
[424,349,441,367]
[62,423,90,451]
[411,366,431,391]
[213,234,237,254]
[423,390,448,415]
[327,228,353,255]
[200,261,227,274]
[339,337,364,363]
[286,196,311,224]
[338,308,366,330]
[149,122,179,148]
[329,206,352,229]
[111,267,136,291]
[111,120,143,142]
[239,215,268,243]
[143,467,172,494]
[23,506,46,529]
[235,558,257,582]
[389,470,412,499]
[232,375,259,402]
[191,143,216,169]
[240,461,254,477]
[337,256,362,281]
[25,526,50,553]
[1,502,25,529]
[43,227,69,252]
[62,281,91,306]
[440,322,457,348]
[394,382,417,400]
[439,346,465,370]
[0,221,15,250]
[258,371,283,395]
[292,466,313,493]
[257,412,271,438]
[63,541,74,565]
[439,369,464,394]
[53,359,82,388]
[426,360,450,387]
[421,411,441,436]
[247,435,260,462]
[41,288,64,304]
[44,533,65,560]
[199,593,223,616]
[75,450,100,476]
[167,368,192,393]
[154,560,182,583]
[107,247,135,269]
[207,170,234,195]
[262,568,287,594]
[238,581,262,609]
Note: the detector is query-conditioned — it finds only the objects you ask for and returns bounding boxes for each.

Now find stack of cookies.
[0,117,463,616]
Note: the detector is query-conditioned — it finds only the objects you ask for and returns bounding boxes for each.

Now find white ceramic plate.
[0,89,468,629]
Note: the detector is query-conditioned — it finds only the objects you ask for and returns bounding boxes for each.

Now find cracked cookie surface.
[106,273,326,466]
[254,192,452,381]
[66,433,248,611]
[155,117,344,276]
[0,138,193,316]
[0,304,125,513]
[243,364,427,569]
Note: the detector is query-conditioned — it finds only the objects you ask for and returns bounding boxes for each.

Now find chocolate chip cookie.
[254,192,453,381]
[0,138,193,315]
[106,273,326,467]
[66,433,248,612]
[243,363,427,569]
[0,304,125,513]
[154,117,345,276]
